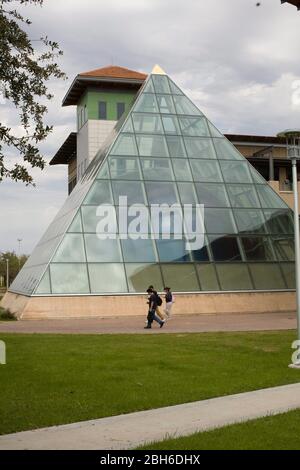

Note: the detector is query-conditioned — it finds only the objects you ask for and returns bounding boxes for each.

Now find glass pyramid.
[10,69,295,296]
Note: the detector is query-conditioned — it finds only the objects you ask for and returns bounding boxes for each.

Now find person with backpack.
[148,285,165,321]
[144,287,165,330]
[164,287,174,319]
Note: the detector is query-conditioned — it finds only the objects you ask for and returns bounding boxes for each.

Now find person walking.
[147,285,165,321]
[144,288,165,329]
[164,287,174,319]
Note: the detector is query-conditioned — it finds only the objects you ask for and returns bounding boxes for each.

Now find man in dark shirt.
[144,288,165,329]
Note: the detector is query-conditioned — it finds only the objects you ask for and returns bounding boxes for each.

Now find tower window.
[117,102,125,120]
[98,101,107,120]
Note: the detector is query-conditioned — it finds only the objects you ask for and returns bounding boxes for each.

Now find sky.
[1,0,300,255]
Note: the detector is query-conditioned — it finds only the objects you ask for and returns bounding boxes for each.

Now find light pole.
[17,238,22,272]
[5,258,9,291]
[277,129,300,368]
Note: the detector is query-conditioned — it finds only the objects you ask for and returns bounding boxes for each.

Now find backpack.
[156,293,163,306]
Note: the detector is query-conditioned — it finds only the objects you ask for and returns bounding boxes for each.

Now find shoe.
[144,326,151,329]
[160,321,165,328]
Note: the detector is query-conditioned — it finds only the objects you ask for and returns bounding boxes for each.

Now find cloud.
[1,0,300,253]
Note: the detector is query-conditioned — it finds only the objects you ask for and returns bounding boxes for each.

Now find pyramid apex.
[151,64,166,75]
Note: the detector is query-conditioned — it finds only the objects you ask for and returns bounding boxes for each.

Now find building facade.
[1,65,296,319]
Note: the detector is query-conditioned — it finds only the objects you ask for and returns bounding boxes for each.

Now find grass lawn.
[0,331,299,435]
[139,409,300,450]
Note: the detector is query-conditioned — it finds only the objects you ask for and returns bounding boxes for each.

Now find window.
[117,102,125,120]
[98,101,107,120]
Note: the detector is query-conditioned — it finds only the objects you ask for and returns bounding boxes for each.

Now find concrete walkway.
[0,312,296,335]
[0,383,300,450]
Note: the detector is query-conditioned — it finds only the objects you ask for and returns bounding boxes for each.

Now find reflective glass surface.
[216,264,253,291]
[141,158,174,181]
[190,160,222,182]
[197,264,219,291]
[88,263,127,293]
[249,264,286,290]
[196,183,229,207]
[227,184,260,208]
[136,134,169,157]
[184,137,216,159]
[172,159,193,181]
[13,72,294,297]
[125,263,163,292]
[161,264,200,291]
[85,235,122,262]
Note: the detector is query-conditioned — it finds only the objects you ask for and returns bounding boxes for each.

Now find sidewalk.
[0,312,296,335]
[0,383,299,450]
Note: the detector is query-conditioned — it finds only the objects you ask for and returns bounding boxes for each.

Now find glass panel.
[121,117,134,133]
[213,138,243,160]
[156,239,191,262]
[156,94,175,114]
[196,264,219,291]
[173,95,202,116]
[177,182,198,205]
[53,234,86,262]
[272,236,295,261]
[179,117,209,137]
[264,209,294,234]
[112,181,146,206]
[136,135,169,157]
[68,211,82,233]
[234,209,266,234]
[190,236,210,262]
[110,134,138,155]
[184,137,216,159]
[125,263,163,293]
[216,264,253,291]
[257,185,288,209]
[227,184,260,208]
[81,206,117,233]
[142,77,155,93]
[249,264,286,290]
[168,78,183,95]
[35,268,51,294]
[141,158,174,181]
[96,161,109,179]
[195,183,230,207]
[50,263,90,294]
[205,209,237,234]
[249,165,266,184]
[209,235,242,261]
[121,238,157,262]
[152,75,170,94]
[241,237,275,261]
[88,263,127,293]
[161,264,200,291]
[162,115,181,135]
[172,159,193,181]
[85,234,122,262]
[190,160,222,183]
[166,136,187,158]
[220,161,252,183]
[281,263,296,289]
[132,113,163,134]
[134,93,158,113]
[84,180,113,205]
[208,121,223,137]
[109,156,141,180]
[146,182,179,205]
